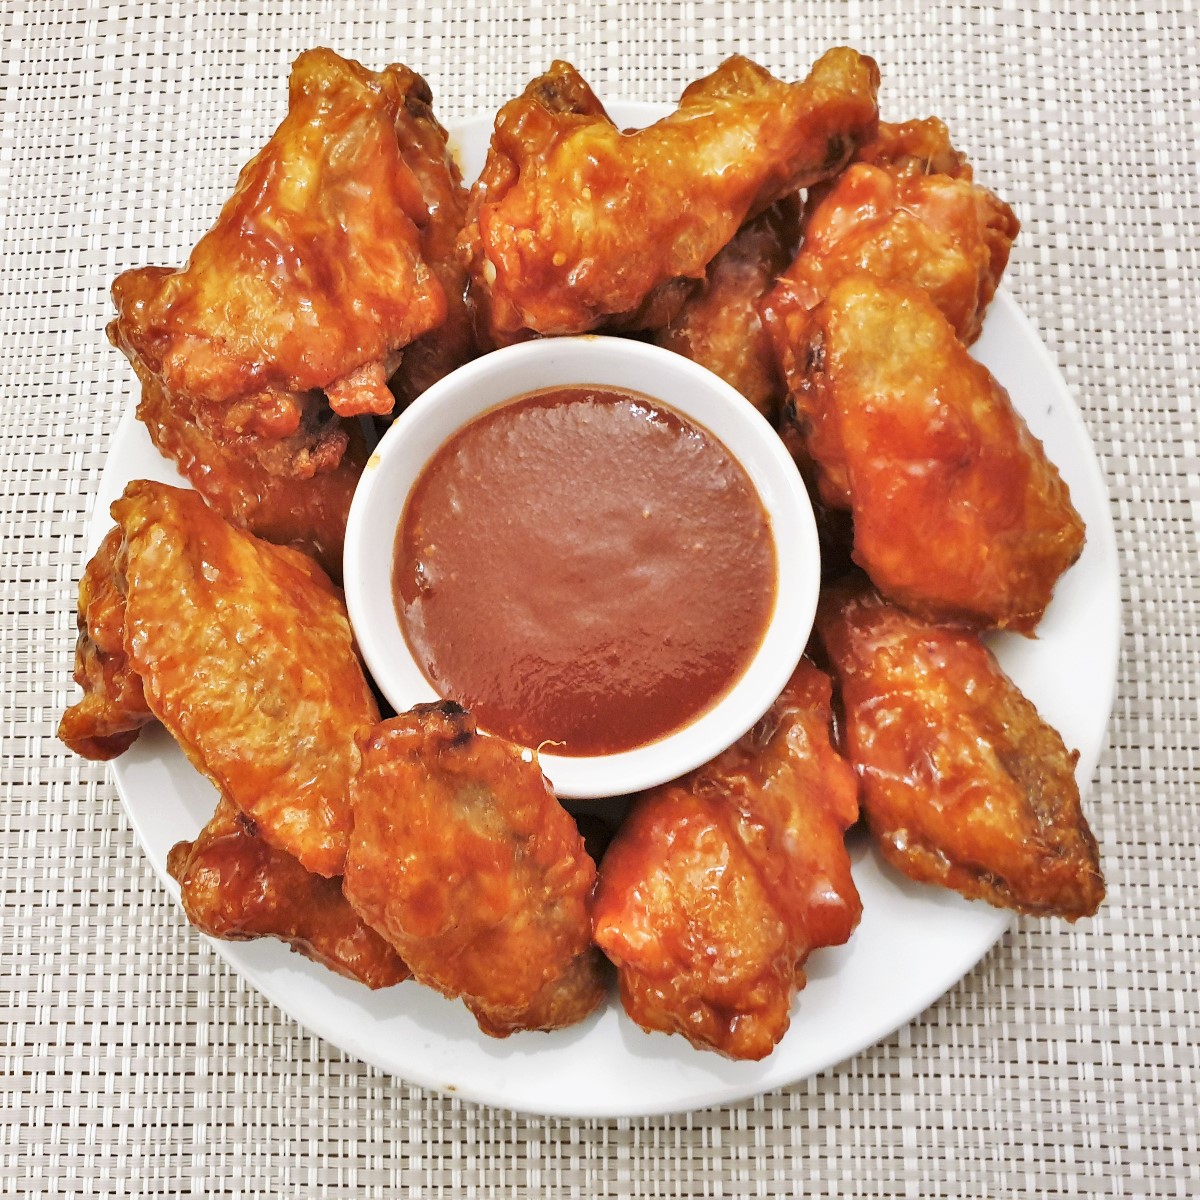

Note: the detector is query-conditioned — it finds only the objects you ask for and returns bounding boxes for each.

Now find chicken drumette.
[110,50,446,438]
[460,48,880,343]
[103,50,467,579]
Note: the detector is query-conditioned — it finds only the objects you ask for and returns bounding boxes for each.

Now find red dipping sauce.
[392,385,777,757]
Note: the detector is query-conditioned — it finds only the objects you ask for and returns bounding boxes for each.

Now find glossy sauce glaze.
[393,386,777,757]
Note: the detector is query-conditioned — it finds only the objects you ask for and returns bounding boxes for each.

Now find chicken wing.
[135,371,366,580]
[343,703,605,1036]
[816,581,1105,918]
[591,660,861,1060]
[167,796,409,989]
[651,195,802,419]
[773,274,1084,630]
[460,48,879,342]
[763,160,1018,352]
[91,480,378,877]
[456,59,695,346]
[384,70,478,410]
[58,526,154,760]
[109,49,446,477]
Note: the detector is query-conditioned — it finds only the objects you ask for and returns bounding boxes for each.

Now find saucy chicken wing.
[816,582,1105,918]
[109,48,446,478]
[773,274,1085,630]
[81,480,378,878]
[763,158,1018,350]
[135,371,366,580]
[167,796,409,988]
[385,71,478,409]
[460,48,879,342]
[343,703,606,1036]
[58,526,154,760]
[652,195,802,419]
[591,660,861,1060]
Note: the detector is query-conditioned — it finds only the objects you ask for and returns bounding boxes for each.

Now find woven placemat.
[3,2,1197,1196]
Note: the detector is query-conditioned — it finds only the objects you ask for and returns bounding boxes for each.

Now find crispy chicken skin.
[763,161,1018,350]
[652,195,802,419]
[816,582,1105,919]
[591,661,861,1060]
[855,117,974,179]
[109,49,446,469]
[765,112,1012,346]
[167,796,409,988]
[384,71,479,410]
[94,481,377,877]
[135,371,366,581]
[773,274,1085,631]
[58,526,154,760]
[343,703,606,1036]
[460,49,879,342]
[493,60,704,340]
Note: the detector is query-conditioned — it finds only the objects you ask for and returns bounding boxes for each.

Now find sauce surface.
[393,385,777,757]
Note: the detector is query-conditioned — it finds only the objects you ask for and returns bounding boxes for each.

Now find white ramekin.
[343,335,820,800]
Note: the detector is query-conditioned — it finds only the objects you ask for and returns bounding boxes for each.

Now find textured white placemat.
[3,2,1197,1196]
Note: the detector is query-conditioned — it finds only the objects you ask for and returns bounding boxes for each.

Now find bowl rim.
[343,334,821,799]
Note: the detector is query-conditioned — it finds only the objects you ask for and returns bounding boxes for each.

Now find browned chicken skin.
[343,703,606,1036]
[854,117,974,179]
[591,661,861,1060]
[816,581,1104,919]
[769,114,1008,343]
[762,114,1020,586]
[58,526,154,760]
[384,70,479,409]
[652,195,802,419]
[134,371,366,581]
[770,273,1084,630]
[764,160,1018,350]
[167,796,409,988]
[460,48,880,342]
[109,49,446,476]
[65,481,378,878]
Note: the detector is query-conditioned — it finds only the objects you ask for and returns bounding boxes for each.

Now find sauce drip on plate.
[393,385,776,757]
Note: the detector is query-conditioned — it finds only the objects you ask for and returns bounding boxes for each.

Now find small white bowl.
[343,336,820,799]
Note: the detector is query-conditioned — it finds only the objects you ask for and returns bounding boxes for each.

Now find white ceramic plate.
[88,103,1120,1118]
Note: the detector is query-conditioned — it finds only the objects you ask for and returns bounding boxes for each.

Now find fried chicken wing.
[167,796,409,988]
[651,195,802,418]
[105,480,378,877]
[816,581,1105,918]
[343,703,605,1036]
[465,61,701,343]
[58,526,154,760]
[384,71,479,409]
[135,371,366,580]
[591,661,861,1060]
[763,159,1018,351]
[460,48,879,342]
[773,274,1085,630]
[109,49,446,473]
